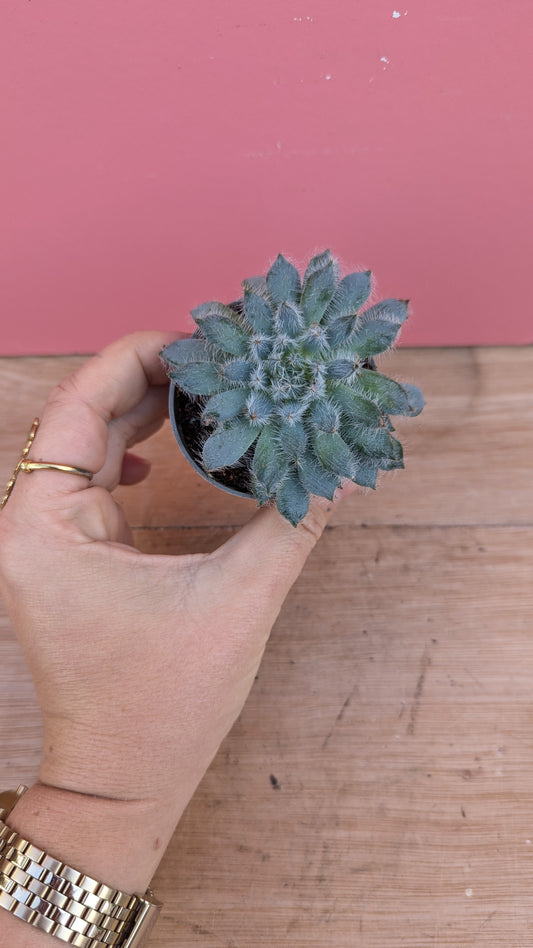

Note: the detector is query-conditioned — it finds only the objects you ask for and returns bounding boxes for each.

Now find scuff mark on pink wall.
[1,0,531,353]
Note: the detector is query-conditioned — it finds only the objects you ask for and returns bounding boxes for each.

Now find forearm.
[1,783,173,947]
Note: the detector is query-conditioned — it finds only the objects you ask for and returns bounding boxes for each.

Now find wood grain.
[1,348,533,946]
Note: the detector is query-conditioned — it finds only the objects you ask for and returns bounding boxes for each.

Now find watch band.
[0,786,161,947]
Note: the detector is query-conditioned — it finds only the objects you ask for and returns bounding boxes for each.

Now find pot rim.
[168,381,253,499]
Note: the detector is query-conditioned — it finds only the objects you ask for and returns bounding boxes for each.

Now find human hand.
[0,333,352,835]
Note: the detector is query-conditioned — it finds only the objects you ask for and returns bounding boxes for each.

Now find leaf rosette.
[162,250,424,526]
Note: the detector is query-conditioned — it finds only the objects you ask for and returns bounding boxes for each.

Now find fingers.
[211,481,357,622]
[17,331,184,500]
[119,453,152,486]
[95,386,169,489]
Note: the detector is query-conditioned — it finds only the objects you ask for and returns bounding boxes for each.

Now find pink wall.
[1,1,532,354]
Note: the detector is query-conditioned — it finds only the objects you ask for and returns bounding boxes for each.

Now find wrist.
[5,782,172,895]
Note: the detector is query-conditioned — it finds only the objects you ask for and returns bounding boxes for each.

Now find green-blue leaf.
[277,400,308,423]
[246,392,274,423]
[252,426,289,494]
[301,251,339,326]
[275,471,310,527]
[279,420,308,459]
[312,431,354,478]
[241,275,268,297]
[308,399,340,432]
[324,270,372,321]
[330,384,383,428]
[249,337,273,360]
[194,315,250,357]
[300,324,329,357]
[360,299,409,326]
[339,300,409,358]
[276,303,303,338]
[220,360,254,384]
[342,423,403,464]
[325,314,357,350]
[266,254,302,307]
[297,450,340,500]
[325,359,356,380]
[203,421,260,471]
[243,291,274,334]
[353,456,378,489]
[401,383,425,416]
[161,338,210,366]
[202,388,249,423]
[303,249,335,281]
[191,301,244,322]
[345,318,402,358]
[169,362,224,396]
[355,369,424,416]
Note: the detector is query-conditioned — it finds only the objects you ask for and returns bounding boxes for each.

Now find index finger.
[21,331,184,496]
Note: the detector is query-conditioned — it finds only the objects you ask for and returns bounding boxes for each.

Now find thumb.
[211,481,356,617]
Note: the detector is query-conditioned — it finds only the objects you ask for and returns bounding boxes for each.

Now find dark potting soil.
[172,387,252,495]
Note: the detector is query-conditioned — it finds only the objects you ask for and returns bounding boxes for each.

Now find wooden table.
[1,347,533,947]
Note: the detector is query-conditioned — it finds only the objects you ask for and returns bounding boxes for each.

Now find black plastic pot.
[168,381,253,498]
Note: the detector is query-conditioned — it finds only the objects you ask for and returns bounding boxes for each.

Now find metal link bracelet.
[0,787,161,947]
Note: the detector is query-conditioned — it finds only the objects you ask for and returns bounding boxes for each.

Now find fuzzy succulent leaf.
[378,452,405,471]
[325,314,358,350]
[325,270,372,321]
[301,251,339,325]
[266,254,302,307]
[249,337,273,360]
[195,314,250,357]
[250,477,271,507]
[361,298,409,326]
[355,369,425,416]
[161,338,210,366]
[275,471,310,527]
[246,392,274,424]
[241,275,268,297]
[203,420,260,472]
[276,399,309,423]
[297,451,340,500]
[279,420,308,459]
[330,384,384,428]
[325,359,356,380]
[353,456,379,489]
[312,431,354,478]
[303,249,335,281]
[202,388,249,424]
[191,301,244,321]
[168,362,224,396]
[220,359,254,384]
[243,291,274,334]
[340,300,409,358]
[344,318,402,359]
[400,383,425,416]
[276,303,303,338]
[300,323,329,357]
[342,423,403,465]
[252,426,289,493]
[308,399,340,433]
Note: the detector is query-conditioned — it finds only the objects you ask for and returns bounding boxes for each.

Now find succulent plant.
[161,250,424,526]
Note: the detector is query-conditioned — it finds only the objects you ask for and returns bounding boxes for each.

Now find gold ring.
[1,418,94,510]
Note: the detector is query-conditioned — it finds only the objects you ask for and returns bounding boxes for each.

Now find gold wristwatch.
[0,786,161,947]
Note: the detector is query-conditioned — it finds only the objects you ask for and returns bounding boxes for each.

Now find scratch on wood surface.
[407,646,432,735]
[478,911,496,931]
[322,683,358,749]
